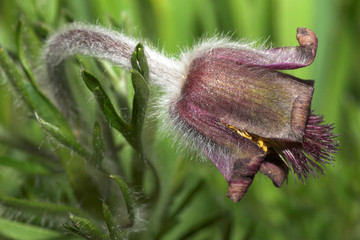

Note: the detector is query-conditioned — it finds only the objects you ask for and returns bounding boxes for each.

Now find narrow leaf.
[0,218,67,240]
[0,195,86,217]
[0,47,73,138]
[32,21,51,40]
[92,121,105,164]
[69,213,108,240]
[131,43,149,80]
[145,159,161,204]
[0,47,33,111]
[157,180,205,238]
[130,50,140,73]
[0,156,50,175]
[169,180,205,220]
[80,70,134,146]
[177,213,224,240]
[103,203,121,240]
[135,44,149,80]
[130,69,150,140]
[110,175,135,228]
[35,113,91,160]
[96,60,131,122]
[0,126,61,170]
[15,19,36,86]
[128,43,151,154]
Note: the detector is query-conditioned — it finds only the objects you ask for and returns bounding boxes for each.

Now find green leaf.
[56,147,104,219]
[0,195,86,218]
[95,61,131,122]
[0,47,73,138]
[135,44,150,81]
[110,175,135,228]
[130,69,150,140]
[131,43,149,80]
[130,48,140,73]
[92,121,105,164]
[169,180,204,221]
[0,47,34,111]
[129,43,150,152]
[102,203,121,240]
[156,179,205,238]
[0,156,50,175]
[177,213,225,240]
[0,126,61,170]
[35,113,91,160]
[145,159,161,204]
[80,70,134,145]
[0,217,71,240]
[32,21,52,40]
[15,19,36,86]
[68,213,108,240]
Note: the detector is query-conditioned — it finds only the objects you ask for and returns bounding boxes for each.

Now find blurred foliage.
[0,0,359,239]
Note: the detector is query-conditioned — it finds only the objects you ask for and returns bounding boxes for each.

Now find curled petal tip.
[296,27,318,57]
[260,159,289,187]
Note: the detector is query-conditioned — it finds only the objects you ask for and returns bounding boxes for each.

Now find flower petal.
[207,28,317,70]
[259,152,289,187]
[182,55,314,142]
[174,99,266,202]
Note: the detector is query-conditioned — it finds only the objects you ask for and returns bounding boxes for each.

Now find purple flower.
[172,28,338,202]
[45,25,338,202]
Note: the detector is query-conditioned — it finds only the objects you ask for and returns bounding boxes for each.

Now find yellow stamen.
[223,122,268,153]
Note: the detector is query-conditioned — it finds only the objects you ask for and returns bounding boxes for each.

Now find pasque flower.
[45,24,338,202]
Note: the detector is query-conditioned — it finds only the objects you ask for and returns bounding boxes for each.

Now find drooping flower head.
[45,24,338,202]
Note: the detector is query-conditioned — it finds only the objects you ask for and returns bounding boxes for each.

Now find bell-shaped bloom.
[174,28,337,201]
[45,25,338,202]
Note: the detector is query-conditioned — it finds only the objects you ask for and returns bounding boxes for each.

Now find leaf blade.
[102,203,121,240]
[110,175,135,228]
[68,213,108,240]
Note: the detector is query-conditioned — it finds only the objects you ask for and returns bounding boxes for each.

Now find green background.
[0,0,359,239]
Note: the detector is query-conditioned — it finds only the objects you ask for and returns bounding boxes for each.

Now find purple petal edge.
[210,28,317,70]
